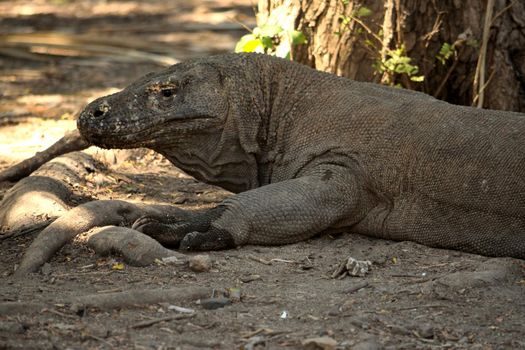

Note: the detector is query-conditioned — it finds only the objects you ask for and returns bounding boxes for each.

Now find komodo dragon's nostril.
[92,103,110,118]
[93,109,104,117]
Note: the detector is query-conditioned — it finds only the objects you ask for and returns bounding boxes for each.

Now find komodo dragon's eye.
[160,87,176,98]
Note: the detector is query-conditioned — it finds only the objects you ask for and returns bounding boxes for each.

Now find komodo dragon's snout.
[77,61,229,149]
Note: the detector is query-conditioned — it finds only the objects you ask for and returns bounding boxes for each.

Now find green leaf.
[354,6,373,18]
[410,75,425,82]
[436,42,456,65]
[339,15,351,26]
[364,39,374,47]
[290,30,307,45]
[260,36,274,49]
[235,34,263,53]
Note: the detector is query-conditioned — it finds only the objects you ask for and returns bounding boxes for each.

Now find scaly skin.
[77,53,525,258]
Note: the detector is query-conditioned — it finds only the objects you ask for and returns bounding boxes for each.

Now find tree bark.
[258,0,525,112]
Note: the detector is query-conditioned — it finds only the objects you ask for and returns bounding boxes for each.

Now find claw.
[131,216,154,231]
[179,227,235,251]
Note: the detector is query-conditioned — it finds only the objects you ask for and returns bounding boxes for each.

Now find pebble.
[200,297,231,310]
[240,274,261,283]
[40,263,52,276]
[417,323,434,338]
[189,255,212,272]
[301,336,337,350]
[352,337,382,350]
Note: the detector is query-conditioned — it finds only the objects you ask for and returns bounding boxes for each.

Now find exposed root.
[70,286,210,313]
[0,286,210,316]
[81,225,187,266]
[14,200,191,277]
[0,152,99,232]
[0,302,48,316]
[0,129,90,183]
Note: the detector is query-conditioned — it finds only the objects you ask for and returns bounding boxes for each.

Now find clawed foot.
[132,207,235,251]
[132,216,189,247]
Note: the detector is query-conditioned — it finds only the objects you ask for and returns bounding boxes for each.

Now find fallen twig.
[0,302,47,316]
[0,129,90,183]
[248,255,272,265]
[342,281,369,294]
[473,0,495,108]
[130,314,195,329]
[41,307,77,320]
[0,218,55,241]
[70,286,210,313]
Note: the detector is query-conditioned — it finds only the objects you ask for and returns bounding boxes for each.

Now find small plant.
[373,45,424,85]
[337,5,424,86]
[436,42,456,65]
[235,24,306,59]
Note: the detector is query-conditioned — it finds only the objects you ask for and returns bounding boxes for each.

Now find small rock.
[345,257,372,277]
[301,336,337,350]
[348,316,370,330]
[200,297,231,310]
[416,323,434,339]
[189,255,212,272]
[0,321,26,334]
[327,306,341,316]
[389,325,410,336]
[227,287,242,302]
[244,335,265,350]
[240,274,261,283]
[352,336,382,350]
[332,257,372,278]
[40,263,52,276]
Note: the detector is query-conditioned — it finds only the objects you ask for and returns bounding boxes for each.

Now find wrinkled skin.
[78,53,525,258]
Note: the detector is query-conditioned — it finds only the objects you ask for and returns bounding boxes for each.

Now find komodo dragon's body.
[77,53,525,259]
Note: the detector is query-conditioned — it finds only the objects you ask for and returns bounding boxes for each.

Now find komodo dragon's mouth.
[77,111,217,149]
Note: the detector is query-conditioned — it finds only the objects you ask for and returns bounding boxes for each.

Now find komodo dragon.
[77,53,525,259]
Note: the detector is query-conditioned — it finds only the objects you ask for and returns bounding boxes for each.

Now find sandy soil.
[1,1,524,349]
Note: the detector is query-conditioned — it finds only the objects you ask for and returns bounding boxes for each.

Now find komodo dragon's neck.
[156,54,307,194]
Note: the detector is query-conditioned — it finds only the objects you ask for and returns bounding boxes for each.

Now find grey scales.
[77,53,525,259]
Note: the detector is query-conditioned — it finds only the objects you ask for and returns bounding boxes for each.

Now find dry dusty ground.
[1,1,524,349]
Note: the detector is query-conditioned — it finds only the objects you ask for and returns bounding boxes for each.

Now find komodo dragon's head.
[77,58,230,149]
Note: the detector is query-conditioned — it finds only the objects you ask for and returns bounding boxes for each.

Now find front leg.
[141,164,371,251]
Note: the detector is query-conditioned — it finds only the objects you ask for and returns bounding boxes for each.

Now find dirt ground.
[1,1,524,349]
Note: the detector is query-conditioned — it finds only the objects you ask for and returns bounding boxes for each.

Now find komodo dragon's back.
[78,53,525,259]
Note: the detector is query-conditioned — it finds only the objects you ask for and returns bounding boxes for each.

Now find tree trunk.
[257,0,525,112]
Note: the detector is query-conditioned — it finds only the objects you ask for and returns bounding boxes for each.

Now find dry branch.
[130,314,195,329]
[0,287,210,316]
[0,302,48,316]
[70,286,210,313]
[0,129,90,183]
[0,151,97,232]
[473,0,495,108]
